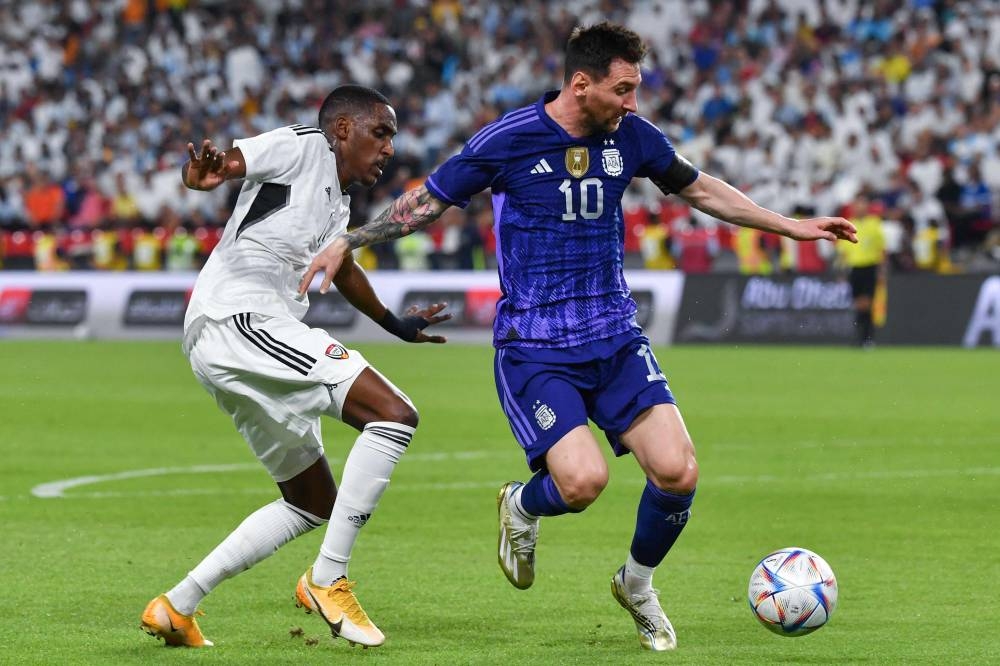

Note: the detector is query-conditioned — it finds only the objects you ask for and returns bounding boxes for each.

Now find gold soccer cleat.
[295,568,385,647]
[497,481,538,589]
[140,594,214,647]
[611,566,677,651]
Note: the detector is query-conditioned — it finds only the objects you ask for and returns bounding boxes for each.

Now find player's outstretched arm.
[182,139,246,191]
[331,251,451,343]
[676,172,858,243]
[298,184,451,295]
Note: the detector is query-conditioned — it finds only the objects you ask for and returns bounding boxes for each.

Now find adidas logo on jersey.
[529,158,553,174]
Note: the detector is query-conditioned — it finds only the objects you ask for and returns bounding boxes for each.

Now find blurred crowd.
[1,0,999,274]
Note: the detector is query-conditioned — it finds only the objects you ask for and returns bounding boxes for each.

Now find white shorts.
[186,313,371,482]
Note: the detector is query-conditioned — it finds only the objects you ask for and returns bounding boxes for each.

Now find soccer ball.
[747,547,838,636]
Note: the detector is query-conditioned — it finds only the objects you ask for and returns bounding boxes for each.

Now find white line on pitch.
[7,464,998,503]
[27,450,505,499]
[24,480,502,501]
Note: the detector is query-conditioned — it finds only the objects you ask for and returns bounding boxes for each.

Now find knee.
[647,456,698,495]
[374,397,419,429]
[558,467,609,509]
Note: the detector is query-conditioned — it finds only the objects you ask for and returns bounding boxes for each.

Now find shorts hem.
[608,389,677,457]
[524,417,590,472]
[269,446,326,483]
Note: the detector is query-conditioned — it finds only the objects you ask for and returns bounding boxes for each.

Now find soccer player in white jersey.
[140,85,449,649]
[298,26,857,652]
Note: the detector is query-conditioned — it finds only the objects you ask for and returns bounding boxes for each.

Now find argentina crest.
[565,147,589,178]
[602,146,624,176]
[533,400,556,430]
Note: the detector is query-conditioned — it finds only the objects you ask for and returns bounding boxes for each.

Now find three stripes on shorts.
[233,313,317,376]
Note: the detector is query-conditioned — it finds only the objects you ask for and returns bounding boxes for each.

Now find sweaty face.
[340,104,397,188]
[581,58,641,134]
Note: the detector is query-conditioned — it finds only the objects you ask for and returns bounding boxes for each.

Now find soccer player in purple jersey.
[300,23,857,651]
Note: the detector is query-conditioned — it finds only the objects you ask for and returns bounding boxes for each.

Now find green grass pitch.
[1,341,998,664]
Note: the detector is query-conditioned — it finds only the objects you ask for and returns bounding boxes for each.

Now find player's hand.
[791,217,858,243]
[299,237,351,295]
[406,302,452,344]
[184,140,238,191]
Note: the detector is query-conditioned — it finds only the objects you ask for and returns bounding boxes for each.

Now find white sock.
[166,499,324,615]
[624,552,655,594]
[510,485,537,522]
[312,421,414,586]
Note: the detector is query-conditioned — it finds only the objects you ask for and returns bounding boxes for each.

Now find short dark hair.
[563,22,648,83]
[318,85,391,129]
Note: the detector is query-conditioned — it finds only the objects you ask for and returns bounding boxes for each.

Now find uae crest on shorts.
[325,344,349,359]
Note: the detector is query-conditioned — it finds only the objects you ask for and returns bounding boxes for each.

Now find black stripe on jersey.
[294,129,325,137]
[236,183,290,239]
[233,313,313,376]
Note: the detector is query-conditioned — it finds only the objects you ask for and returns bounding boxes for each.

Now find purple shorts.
[494,332,676,471]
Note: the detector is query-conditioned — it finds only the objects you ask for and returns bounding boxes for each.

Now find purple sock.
[518,471,578,517]
[630,480,695,567]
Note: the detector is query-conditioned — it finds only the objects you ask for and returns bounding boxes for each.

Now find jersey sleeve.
[233,127,302,184]
[632,116,699,189]
[425,142,504,209]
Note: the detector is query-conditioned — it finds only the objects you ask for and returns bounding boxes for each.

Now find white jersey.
[184,124,351,351]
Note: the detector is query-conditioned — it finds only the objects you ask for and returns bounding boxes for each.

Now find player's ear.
[332,115,352,142]
[569,71,590,97]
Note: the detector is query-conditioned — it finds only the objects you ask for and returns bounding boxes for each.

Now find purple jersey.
[427,91,695,349]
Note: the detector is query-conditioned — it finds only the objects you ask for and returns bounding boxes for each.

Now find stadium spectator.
[131,224,163,271]
[1,0,999,272]
[0,178,25,229]
[298,21,857,652]
[914,218,950,273]
[109,173,142,225]
[140,85,450,650]
[888,214,918,273]
[908,181,949,238]
[395,227,434,270]
[638,218,674,270]
[672,218,720,274]
[734,226,773,275]
[91,221,128,271]
[163,216,200,272]
[23,170,65,228]
[32,230,66,271]
[956,161,994,251]
[66,174,108,230]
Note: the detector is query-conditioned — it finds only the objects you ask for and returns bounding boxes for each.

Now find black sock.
[857,310,873,345]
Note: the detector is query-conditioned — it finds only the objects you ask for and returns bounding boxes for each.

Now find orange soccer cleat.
[140,594,214,647]
[295,568,385,647]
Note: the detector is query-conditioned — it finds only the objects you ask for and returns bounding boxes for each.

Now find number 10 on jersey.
[560,178,605,221]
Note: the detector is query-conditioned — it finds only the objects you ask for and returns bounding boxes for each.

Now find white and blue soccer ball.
[748,547,838,636]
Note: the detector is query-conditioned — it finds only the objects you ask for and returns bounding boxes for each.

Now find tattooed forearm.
[343,186,448,250]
